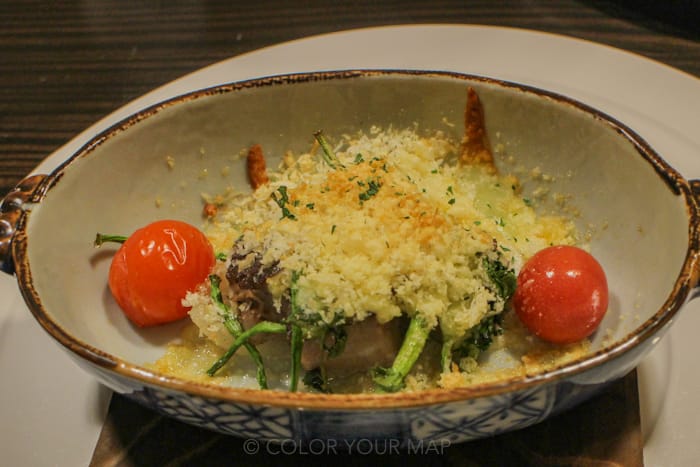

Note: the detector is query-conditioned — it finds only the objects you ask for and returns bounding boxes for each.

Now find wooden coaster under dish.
[89,370,642,466]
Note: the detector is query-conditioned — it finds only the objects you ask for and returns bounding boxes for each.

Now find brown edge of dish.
[11,69,700,410]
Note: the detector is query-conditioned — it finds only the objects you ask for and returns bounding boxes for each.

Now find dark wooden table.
[2,0,700,197]
[3,1,699,465]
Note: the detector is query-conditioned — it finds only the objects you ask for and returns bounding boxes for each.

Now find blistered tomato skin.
[108,220,215,327]
[513,245,608,344]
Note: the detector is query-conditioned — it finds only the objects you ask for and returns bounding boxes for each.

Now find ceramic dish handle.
[689,179,700,296]
[0,174,47,275]
[690,179,700,199]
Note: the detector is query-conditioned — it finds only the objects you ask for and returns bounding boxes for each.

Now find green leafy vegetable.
[483,257,516,300]
[440,256,513,373]
[322,326,347,358]
[303,368,331,393]
[457,313,504,358]
[287,309,345,340]
[441,313,506,372]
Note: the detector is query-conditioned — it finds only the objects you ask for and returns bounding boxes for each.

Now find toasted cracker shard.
[460,87,495,172]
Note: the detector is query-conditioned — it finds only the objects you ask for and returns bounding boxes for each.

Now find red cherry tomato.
[108,220,215,327]
[513,245,608,344]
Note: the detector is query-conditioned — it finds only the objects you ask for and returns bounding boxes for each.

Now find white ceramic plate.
[2,25,698,466]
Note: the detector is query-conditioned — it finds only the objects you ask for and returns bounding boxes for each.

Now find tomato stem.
[93,233,128,246]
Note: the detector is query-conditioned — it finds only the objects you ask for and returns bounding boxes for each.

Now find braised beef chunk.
[226,241,283,342]
[236,301,263,331]
[301,316,402,375]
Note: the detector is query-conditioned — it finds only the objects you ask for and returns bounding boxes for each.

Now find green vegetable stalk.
[313,130,344,169]
[287,270,304,392]
[440,337,456,373]
[285,274,347,393]
[207,274,277,388]
[372,316,432,393]
[207,321,287,377]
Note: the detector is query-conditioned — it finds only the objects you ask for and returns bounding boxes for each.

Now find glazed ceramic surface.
[5,70,699,442]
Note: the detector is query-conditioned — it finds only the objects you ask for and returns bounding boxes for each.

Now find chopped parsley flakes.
[358,178,382,203]
[271,186,297,220]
